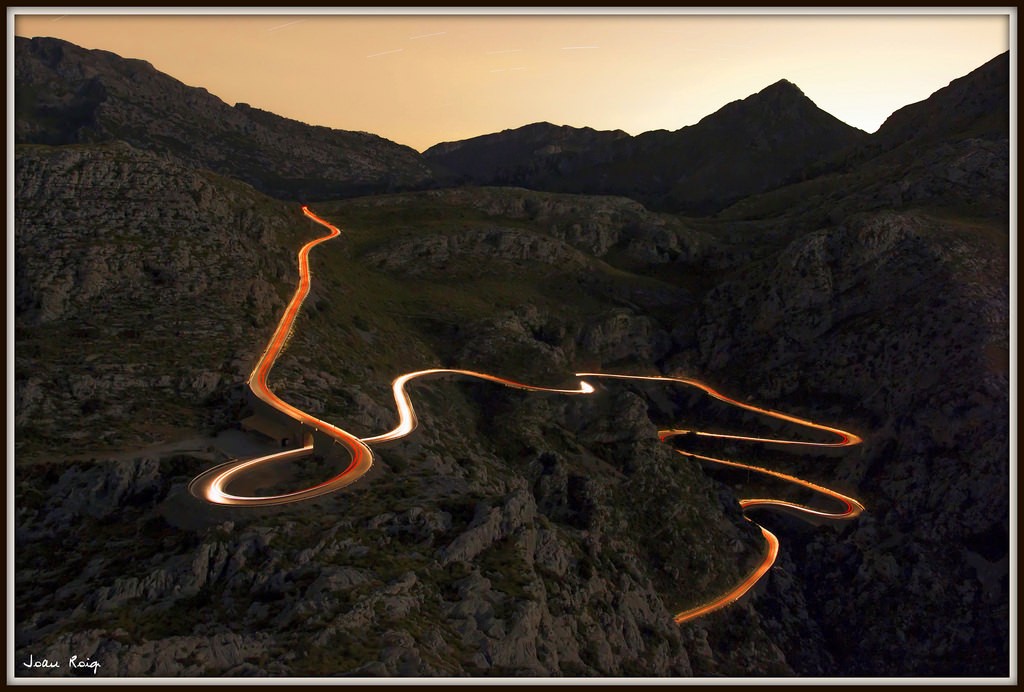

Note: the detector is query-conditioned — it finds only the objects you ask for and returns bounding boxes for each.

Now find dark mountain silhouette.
[425,121,630,182]
[874,51,1009,149]
[14,36,445,200]
[425,79,869,214]
[720,50,1010,224]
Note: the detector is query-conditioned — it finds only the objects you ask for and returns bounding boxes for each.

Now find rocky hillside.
[14,141,316,460]
[15,36,444,200]
[680,208,1008,675]
[15,143,792,676]
[424,80,869,214]
[14,42,1009,679]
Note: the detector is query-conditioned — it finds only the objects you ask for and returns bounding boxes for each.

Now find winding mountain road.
[189,206,864,624]
[190,207,372,506]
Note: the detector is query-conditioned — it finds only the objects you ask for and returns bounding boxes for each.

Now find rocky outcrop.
[876,136,1009,215]
[352,187,717,265]
[439,487,536,564]
[364,226,590,277]
[579,310,672,364]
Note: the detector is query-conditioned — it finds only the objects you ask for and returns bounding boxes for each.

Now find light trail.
[361,368,593,445]
[188,443,316,506]
[578,372,863,622]
[189,206,372,507]
[672,449,864,520]
[673,525,779,623]
[189,206,864,624]
[581,372,861,447]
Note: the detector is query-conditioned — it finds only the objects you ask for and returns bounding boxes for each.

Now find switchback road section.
[190,206,865,624]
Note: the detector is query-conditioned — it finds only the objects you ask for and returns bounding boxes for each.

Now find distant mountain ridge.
[15,36,1009,217]
[425,122,631,182]
[718,50,1011,224]
[425,79,870,214]
[15,36,444,200]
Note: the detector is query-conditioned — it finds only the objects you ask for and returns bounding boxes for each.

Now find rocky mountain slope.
[872,51,1009,151]
[424,80,869,214]
[14,141,311,460]
[13,41,1009,678]
[682,208,1008,675]
[720,51,1010,228]
[15,36,444,200]
[15,146,785,676]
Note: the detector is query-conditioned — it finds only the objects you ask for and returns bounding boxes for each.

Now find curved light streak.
[576,373,863,622]
[672,525,780,624]
[578,372,861,447]
[189,206,373,507]
[190,206,864,624]
[361,368,594,444]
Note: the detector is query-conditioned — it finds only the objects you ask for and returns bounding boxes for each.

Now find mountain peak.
[761,78,804,95]
[694,76,841,134]
[424,71,867,214]
[743,78,810,109]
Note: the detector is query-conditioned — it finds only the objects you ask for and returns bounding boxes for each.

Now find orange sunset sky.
[13,10,1012,152]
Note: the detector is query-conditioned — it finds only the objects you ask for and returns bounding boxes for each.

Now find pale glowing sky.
[13,10,1011,152]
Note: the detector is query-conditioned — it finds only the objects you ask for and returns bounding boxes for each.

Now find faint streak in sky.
[409,31,447,40]
[366,48,404,59]
[561,45,599,50]
[267,19,305,33]
[660,33,749,51]
[50,15,65,22]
